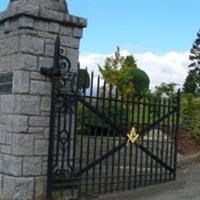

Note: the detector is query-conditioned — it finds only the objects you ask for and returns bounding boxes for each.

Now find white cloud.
[135,51,190,89]
[79,50,190,90]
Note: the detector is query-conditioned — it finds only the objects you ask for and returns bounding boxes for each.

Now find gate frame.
[42,36,180,199]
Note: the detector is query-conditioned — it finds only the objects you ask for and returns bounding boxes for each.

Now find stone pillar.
[0,1,86,199]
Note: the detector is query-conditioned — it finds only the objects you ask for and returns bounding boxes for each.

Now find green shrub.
[118,67,150,96]
[192,121,200,144]
[77,98,127,129]
[180,93,200,129]
[78,69,90,91]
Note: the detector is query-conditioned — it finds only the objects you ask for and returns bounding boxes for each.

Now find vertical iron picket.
[149,97,156,184]
[155,97,161,182]
[169,106,175,180]
[174,91,180,179]
[165,98,171,180]
[140,97,146,186]
[46,79,57,199]
[128,95,135,189]
[111,87,119,192]
[160,98,166,182]
[104,84,112,192]
[98,79,106,193]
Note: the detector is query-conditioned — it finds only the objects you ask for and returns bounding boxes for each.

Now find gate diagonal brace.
[74,95,176,177]
[76,94,126,133]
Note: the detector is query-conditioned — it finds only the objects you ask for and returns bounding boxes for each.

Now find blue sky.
[0,0,199,88]
[67,0,200,55]
[1,0,199,54]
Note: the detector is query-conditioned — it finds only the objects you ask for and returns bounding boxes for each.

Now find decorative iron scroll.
[41,35,77,198]
[40,35,76,93]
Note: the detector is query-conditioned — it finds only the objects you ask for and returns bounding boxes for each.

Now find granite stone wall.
[0,1,86,199]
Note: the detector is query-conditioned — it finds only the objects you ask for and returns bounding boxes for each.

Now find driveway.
[96,163,200,200]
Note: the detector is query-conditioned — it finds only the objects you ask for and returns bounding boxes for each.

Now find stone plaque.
[0,72,13,94]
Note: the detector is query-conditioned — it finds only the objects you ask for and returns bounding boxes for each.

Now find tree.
[189,30,200,70]
[183,30,200,94]
[99,47,150,96]
[154,82,178,97]
[78,69,90,92]
[183,69,198,94]
[181,93,200,129]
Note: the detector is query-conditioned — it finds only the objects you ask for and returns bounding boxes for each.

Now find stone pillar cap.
[0,0,87,28]
[9,0,68,13]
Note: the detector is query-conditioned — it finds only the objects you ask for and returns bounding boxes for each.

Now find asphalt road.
[96,163,200,200]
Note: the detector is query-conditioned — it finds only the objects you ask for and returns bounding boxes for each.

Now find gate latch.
[127,127,139,145]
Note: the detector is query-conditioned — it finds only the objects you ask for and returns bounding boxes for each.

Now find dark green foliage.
[183,69,198,94]
[183,30,200,94]
[189,30,200,70]
[78,69,90,91]
[192,121,200,144]
[118,67,150,96]
[77,98,127,129]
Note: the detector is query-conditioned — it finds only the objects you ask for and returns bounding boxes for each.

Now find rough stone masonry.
[0,0,87,199]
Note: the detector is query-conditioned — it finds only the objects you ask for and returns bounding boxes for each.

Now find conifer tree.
[183,30,200,94]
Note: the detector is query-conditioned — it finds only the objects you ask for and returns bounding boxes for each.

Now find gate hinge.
[40,67,61,77]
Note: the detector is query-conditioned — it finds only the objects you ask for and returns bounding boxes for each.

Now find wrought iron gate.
[42,36,180,199]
